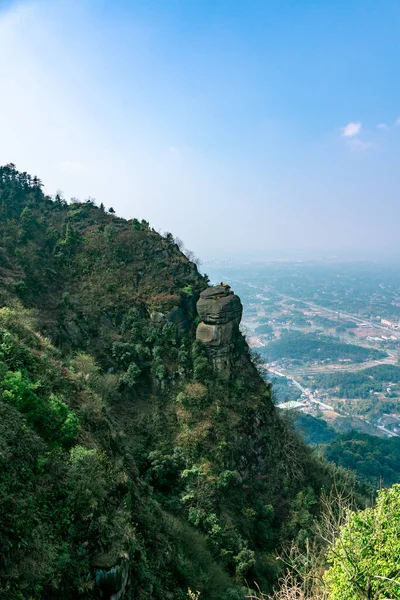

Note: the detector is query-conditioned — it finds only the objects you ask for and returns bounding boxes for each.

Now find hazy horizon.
[1,0,400,260]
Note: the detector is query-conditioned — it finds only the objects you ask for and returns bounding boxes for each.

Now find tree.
[131,218,141,230]
[325,484,400,599]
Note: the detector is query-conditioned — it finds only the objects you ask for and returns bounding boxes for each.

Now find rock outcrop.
[94,553,129,600]
[196,284,243,373]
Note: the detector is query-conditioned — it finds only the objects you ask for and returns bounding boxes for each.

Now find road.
[286,354,397,376]
[267,367,399,437]
[237,278,400,437]
[236,279,400,339]
[268,367,334,410]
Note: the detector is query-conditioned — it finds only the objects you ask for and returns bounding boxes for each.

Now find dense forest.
[312,364,400,398]
[321,431,400,488]
[292,412,338,445]
[2,164,400,600]
[292,413,400,488]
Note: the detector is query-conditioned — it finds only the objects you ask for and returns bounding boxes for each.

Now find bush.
[325,484,400,599]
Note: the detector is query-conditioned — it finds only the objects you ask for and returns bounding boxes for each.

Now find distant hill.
[321,430,400,489]
[292,412,400,489]
[292,412,338,445]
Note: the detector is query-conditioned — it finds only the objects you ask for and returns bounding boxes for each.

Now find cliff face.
[0,165,337,600]
[196,284,243,373]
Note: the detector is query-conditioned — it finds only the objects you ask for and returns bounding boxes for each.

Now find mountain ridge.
[0,164,348,599]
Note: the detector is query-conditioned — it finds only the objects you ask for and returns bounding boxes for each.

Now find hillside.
[0,164,348,599]
[292,412,400,489]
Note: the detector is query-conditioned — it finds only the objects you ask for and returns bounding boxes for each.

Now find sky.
[0,0,400,260]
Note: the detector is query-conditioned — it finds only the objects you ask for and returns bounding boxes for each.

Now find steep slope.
[0,164,346,599]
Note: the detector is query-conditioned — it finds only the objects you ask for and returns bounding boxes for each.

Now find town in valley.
[205,259,400,438]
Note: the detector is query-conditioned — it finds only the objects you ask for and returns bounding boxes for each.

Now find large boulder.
[195,284,243,375]
[94,552,129,600]
[196,321,235,346]
[196,286,242,326]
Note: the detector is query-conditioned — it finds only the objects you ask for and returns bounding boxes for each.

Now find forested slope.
[0,164,347,599]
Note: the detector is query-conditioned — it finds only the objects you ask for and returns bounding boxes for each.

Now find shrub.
[325,484,400,600]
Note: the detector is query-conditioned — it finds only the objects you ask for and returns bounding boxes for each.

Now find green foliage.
[192,341,212,381]
[182,284,194,296]
[255,323,273,336]
[325,484,400,600]
[321,431,400,488]
[270,375,302,403]
[312,363,400,400]
[1,371,78,446]
[311,315,338,329]
[233,548,256,579]
[0,165,357,599]
[293,412,337,445]
[262,331,387,364]
[0,314,79,448]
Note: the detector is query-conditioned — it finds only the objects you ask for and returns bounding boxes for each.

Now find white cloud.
[168,146,178,153]
[377,123,388,130]
[395,117,400,126]
[347,138,374,151]
[341,121,362,137]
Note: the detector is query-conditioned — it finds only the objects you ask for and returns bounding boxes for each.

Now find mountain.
[0,164,345,599]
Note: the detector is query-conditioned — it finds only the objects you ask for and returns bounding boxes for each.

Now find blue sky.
[0,0,400,259]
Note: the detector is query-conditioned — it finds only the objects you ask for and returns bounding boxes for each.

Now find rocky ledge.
[196,284,243,373]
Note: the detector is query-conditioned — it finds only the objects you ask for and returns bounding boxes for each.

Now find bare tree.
[175,236,184,250]
[248,480,358,600]
[246,574,326,600]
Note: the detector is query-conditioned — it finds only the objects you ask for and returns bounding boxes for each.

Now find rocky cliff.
[196,284,243,374]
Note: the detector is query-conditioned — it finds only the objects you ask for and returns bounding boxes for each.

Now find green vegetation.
[256,484,400,600]
[248,482,400,600]
[292,413,337,445]
[0,165,350,599]
[312,315,338,329]
[325,485,400,600]
[292,314,311,328]
[329,415,385,437]
[340,320,358,329]
[262,331,387,364]
[321,431,400,488]
[269,375,302,403]
[255,322,274,335]
[293,414,400,489]
[310,365,400,423]
[312,364,400,399]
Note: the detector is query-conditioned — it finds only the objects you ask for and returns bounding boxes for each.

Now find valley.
[205,260,400,438]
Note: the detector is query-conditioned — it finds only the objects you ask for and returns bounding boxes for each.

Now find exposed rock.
[196,284,243,374]
[167,306,189,334]
[150,311,165,324]
[94,553,129,600]
[197,286,242,326]
[196,321,235,346]
[199,285,232,299]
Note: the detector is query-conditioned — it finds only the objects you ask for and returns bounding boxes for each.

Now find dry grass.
[246,574,327,600]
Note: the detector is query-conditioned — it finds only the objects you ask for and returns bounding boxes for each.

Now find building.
[276,400,305,411]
